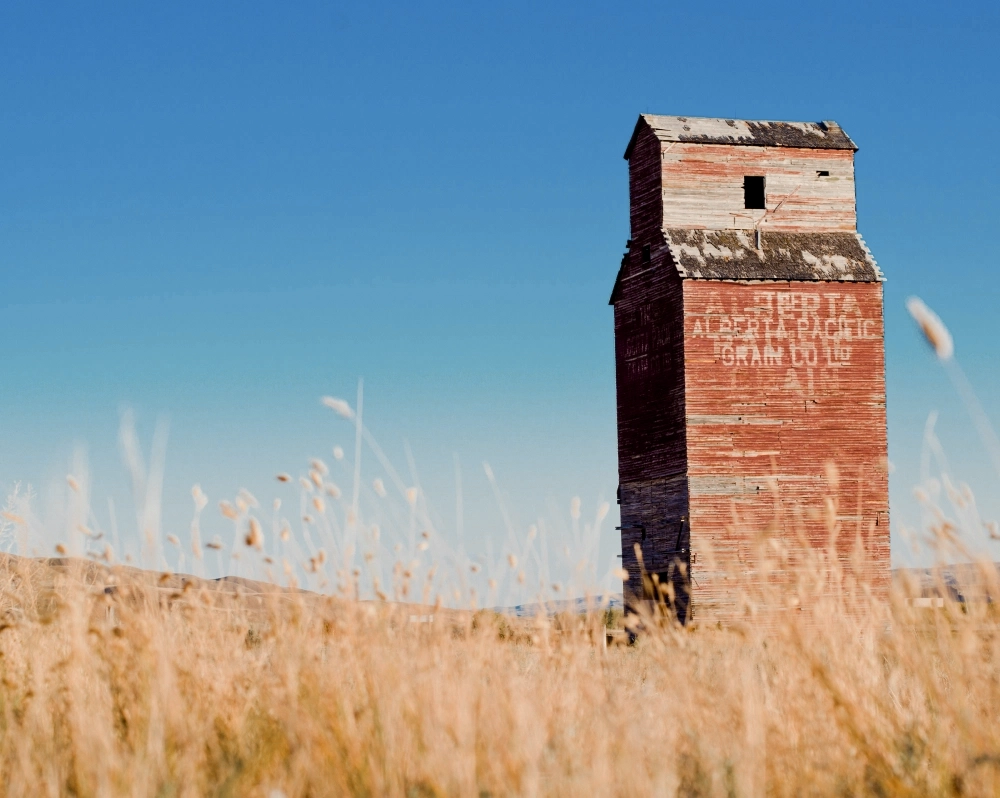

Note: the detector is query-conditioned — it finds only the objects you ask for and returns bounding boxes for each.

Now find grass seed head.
[906,296,954,360]
[321,396,354,419]
[824,461,840,491]
[238,488,259,509]
[192,484,208,510]
[245,518,264,550]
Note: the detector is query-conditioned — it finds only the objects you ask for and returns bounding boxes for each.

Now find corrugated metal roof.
[624,115,857,159]
[663,229,882,282]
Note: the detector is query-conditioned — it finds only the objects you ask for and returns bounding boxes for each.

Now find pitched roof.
[624,115,857,159]
[663,229,882,282]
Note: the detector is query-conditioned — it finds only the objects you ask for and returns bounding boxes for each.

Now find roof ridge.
[625,114,857,159]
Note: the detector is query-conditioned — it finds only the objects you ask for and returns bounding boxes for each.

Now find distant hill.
[504,594,624,618]
[893,563,1000,602]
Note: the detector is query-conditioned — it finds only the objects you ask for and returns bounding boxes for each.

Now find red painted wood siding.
[661,144,857,232]
[681,281,889,619]
[613,250,688,601]
[628,126,665,248]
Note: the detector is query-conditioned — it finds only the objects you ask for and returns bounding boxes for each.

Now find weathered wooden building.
[610,115,889,622]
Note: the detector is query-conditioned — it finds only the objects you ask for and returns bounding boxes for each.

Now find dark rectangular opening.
[744,176,766,209]
[641,244,651,263]
[817,170,830,177]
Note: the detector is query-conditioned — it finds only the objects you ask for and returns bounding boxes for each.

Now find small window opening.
[817,170,830,177]
[743,176,766,209]
[642,244,651,263]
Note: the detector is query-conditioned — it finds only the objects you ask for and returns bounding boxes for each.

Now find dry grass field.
[1,308,995,796]
[0,528,996,797]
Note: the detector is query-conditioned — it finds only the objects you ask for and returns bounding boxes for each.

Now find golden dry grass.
[3,336,997,796]
[0,543,996,797]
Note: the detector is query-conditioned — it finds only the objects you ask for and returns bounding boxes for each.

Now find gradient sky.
[2,0,999,583]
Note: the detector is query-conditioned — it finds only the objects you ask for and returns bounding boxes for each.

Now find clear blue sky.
[2,0,999,581]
